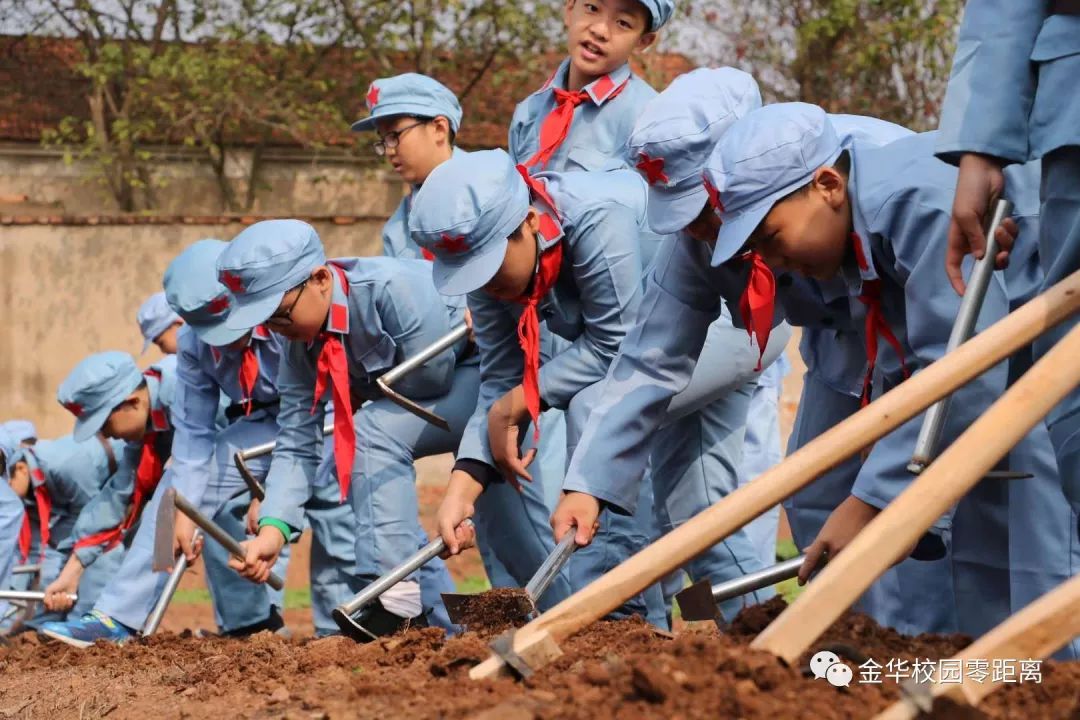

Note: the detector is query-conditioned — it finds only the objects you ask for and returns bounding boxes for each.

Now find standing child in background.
[137,292,183,355]
[6,433,126,629]
[38,351,178,647]
[936,2,1080,524]
[221,219,474,637]
[705,103,1078,653]
[351,73,519,591]
[412,149,662,621]
[352,73,463,260]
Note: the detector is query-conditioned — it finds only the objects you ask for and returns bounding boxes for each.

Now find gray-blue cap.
[136,292,181,354]
[704,102,843,267]
[628,66,761,234]
[216,219,327,332]
[637,0,675,29]
[1,420,37,444]
[408,149,529,296]
[351,73,463,134]
[57,351,144,441]
[164,239,249,347]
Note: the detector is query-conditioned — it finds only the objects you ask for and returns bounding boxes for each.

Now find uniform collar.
[841,143,880,295]
[144,369,171,432]
[209,325,269,365]
[325,263,350,335]
[537,58,631,106]
[528,175,565,252]
[23,448,45,488]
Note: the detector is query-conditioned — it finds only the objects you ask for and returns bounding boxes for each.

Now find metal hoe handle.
[338,536,448,616]
[336,518,473,617]
[711,556,805,604]
[142,529,202,636]
[0,590,77,602]
[909,198,1013,472]
[380,324,468,387]
[526,530,577,603]
[173,492,284,591]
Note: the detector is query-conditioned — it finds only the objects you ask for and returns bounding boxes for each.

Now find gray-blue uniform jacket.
[936,4,1080,165]
[70,355,177,567]
[457,169,649,472]
[170,324,277,508]
[509,59,655,172]
[259,257,468,532]
[19,434,122,554]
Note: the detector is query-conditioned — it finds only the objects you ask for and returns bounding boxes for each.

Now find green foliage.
[675,0,963,131]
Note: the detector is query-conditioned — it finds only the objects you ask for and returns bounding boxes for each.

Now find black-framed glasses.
[266,280,308,328]
[372,119,430,156]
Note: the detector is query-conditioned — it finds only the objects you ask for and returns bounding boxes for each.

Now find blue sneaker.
[39,611,134,649]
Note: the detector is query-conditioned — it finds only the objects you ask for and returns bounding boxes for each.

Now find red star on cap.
[434,234,469,254]
[220,270,245,293]
[366,83,380,109]
[63,401,83,417]
[207,294,231,314]
[635,152,670,187]
[703,173,724,213]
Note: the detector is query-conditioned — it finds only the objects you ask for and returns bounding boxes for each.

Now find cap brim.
[350,116,380,133]
[648,185,707,235]
[225,292,285,331]
[73,406,112,442]
[431,238,508,296]
[710,200,773,267]
[190,319,248,348]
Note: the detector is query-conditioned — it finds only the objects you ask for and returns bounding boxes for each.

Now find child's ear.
[637,30,658,52]
[813,167,847,208]
[310,265,334,292]
[524,208,542,236]
[432,116,451,144]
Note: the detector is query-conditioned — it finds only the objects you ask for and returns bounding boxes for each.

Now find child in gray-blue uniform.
[411,149,662,619]
[352,73,521,592]
[6,434,125,628]
[136,292,183,355]
[0,431,27,606]
[708,103,1078,653]
[221,219,473,638]
[39,351,178,647]
[936,1,1080,526]
[553,67,790,622]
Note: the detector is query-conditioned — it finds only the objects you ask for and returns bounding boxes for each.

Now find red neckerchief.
[74,369,167,551]
[312,264,355,503]
[851,232,909,406]
[17,463,52,561]
[739,251,776,371]
[512,165,565,438]
[238,346,259,416]
[523,74,629,171]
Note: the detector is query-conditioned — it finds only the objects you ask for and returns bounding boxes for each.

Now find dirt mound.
[0,606,1075,719]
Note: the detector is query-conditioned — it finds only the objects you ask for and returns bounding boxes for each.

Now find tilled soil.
[1,597,1076,720]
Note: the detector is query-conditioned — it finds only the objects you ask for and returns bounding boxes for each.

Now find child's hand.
[487,385,536,488]
[245,498,261,536]
[229,526,286,584]
[551,492,601,547]
[947,153,1010,295]
[173,512,202,565]
[798,494,880,585]
[437,470,482,556]
[44,559,84,612]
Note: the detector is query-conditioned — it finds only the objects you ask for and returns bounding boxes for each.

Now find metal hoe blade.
[675,555,806,623]
[333,522,471,641]
[152,482,179,572]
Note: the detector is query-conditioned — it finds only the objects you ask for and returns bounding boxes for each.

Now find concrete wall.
[0,220,385,438]
[0,143,402,217]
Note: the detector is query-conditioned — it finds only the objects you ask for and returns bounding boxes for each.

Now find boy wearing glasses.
[222,219,475,638]
[352,74,463,261]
